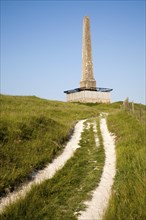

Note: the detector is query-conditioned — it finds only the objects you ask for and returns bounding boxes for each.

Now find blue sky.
[1,0,145,104]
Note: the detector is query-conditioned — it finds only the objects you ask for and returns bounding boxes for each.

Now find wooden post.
[123,97,129,110]
[132,101,134,113]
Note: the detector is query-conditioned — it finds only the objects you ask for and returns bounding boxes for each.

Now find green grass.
[1,94,145,220]
[1,94,120,197]
[103,111,146,220]
[1,119,105,220]
[121,101,146,124]
[0,94,103,196]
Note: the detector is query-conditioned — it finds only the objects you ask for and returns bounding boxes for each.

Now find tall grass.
[0,95,103,196]
[1,119,105,219]
[1,95,120,197]
[1,94,145,219]
[104,111,146,220]
[121,101,146,124]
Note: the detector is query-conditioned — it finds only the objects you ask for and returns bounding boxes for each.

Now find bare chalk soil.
[78,114,116,220]
[0,119,86,213]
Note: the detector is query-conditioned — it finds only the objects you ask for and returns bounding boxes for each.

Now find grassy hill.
[0,94,145,219]
[0,94,118,196]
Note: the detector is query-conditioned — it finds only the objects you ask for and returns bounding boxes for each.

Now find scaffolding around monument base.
[64,88,113,103]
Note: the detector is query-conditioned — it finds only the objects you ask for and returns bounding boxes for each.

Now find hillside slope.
[0,95,119,196]
[0,95,145,219]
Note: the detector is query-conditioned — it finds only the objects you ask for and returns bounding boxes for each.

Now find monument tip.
[84,16,89,20]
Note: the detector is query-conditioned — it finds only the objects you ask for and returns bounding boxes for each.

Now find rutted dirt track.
[78,114,116,220]
[0,114,116,220]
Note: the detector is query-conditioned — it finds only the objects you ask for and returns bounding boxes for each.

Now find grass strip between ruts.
[1,119,105,220]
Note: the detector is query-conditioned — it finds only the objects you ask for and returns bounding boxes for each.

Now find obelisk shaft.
[80,16,96,89]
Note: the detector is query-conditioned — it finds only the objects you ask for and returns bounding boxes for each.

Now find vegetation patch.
[1,119,105,219]
[0,95,122,197]
[0,95,102,196]
[1,95,145,219]
[103,111,146,220]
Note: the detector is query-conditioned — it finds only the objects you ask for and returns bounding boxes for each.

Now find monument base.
[66,90,111,103]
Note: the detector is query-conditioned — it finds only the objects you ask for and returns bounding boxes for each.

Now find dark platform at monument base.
[64,87,113,94]
[64,87,113,103]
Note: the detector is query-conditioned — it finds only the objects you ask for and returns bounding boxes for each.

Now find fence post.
[132,101,134,114]
[123,97,129,110]
[139,105,142,121]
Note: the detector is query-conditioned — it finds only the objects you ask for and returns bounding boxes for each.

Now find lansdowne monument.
[64,16,112,103]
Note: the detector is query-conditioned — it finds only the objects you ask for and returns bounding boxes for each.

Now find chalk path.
[78,114,116,220]
[0,119,86,213]
[0,114,116,220]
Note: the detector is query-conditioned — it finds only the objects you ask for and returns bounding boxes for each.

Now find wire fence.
[121,97,146,124]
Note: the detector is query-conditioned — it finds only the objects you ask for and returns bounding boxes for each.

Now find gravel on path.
[78,114,116,220]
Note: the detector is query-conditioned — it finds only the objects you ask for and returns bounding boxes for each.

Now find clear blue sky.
[1,0,145,104]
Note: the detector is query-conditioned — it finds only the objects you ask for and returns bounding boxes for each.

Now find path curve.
[0,119,86,213]
[78,114,116,220]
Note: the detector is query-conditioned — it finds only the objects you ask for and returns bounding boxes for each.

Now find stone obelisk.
[64,16,112,103]
[80,16,96,89]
